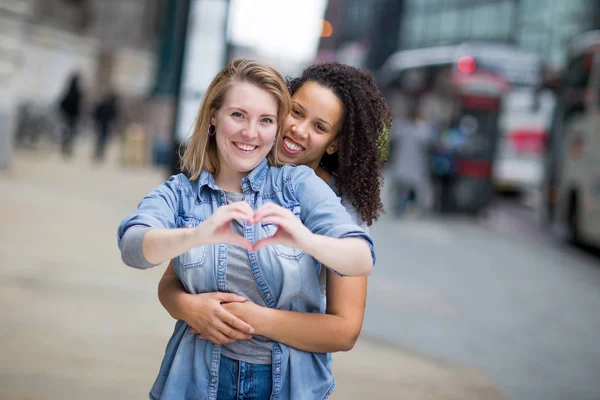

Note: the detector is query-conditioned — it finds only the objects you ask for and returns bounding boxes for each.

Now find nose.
[291,120,309,140]
[241,121,258,140]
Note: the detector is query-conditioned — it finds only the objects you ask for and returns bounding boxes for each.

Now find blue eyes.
[231,112,273,124]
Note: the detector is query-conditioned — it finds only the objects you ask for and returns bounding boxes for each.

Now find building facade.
[400,0,600,68]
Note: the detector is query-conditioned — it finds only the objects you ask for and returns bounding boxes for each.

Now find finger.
[254,204,285,222]
[229,201,254,217]
[226,210,254,222]
[217,309,255,334]
[225,234,254,251]
[215,292,247,303]
[202,333,234,345]
[253,237,279,251]
[216,320,253,340]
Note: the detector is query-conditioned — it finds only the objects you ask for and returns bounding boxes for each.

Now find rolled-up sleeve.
[288,166,376,267]
[117,174,181,254]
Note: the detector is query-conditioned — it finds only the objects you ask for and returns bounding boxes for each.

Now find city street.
[1,142,598,399]
[364,180,600,400]
[0,143,506,400]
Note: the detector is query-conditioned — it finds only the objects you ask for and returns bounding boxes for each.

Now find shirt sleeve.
[117,174,181,262]
[287,165,376,269]
[120,225,157,269]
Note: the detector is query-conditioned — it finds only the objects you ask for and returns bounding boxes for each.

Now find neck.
[214,171,245,193]
[315,166,332,183]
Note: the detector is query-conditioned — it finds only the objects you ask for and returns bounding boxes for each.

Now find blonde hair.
[181,59,292,179]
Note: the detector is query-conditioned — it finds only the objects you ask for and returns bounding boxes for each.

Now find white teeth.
[284,137,303,152]
[235,143,257,151]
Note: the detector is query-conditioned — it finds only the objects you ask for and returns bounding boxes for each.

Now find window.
[564,54,591,90]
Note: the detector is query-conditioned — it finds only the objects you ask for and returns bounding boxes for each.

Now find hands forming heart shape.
[196,201,313,253]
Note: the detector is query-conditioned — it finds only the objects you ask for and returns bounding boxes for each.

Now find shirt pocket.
[175,215,208,269]
[261,203,305,261]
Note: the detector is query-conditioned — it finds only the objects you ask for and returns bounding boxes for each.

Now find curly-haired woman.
[157,62,391,396]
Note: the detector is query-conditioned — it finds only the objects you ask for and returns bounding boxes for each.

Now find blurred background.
[1,0,600,399]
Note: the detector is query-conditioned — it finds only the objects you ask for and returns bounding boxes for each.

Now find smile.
[282,137,304,154]
[234,142,258,152]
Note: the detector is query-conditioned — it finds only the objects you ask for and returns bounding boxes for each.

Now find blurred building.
[400,0,600,68]
[319,0,600,74]
[317,0,405,71]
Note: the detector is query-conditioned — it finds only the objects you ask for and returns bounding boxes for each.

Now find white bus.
[546,31,600,246]
[379,42,554,196]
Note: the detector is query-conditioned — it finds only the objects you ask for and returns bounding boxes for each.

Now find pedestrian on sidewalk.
[57,73,83,157]
[92,90,119,162]
[158,61,390,391]
[117,60,377,400]
[389,99,435,216]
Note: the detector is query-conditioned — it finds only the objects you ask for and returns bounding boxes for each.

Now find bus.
[379,42,555,197]
[542,31,600,246]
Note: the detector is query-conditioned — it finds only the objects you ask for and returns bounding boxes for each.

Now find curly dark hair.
[287,63,391,226]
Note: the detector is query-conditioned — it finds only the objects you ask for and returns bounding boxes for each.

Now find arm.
[158,262,256,343]
[222,271,367,352]
[142,200,254,265]
[118,177,254,268]
[254,166,375,276]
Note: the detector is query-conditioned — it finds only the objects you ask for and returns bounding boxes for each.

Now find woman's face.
[277,81,344,171]
[211,81,278,178]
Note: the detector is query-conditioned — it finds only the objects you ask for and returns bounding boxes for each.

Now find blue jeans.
[217,355,272,400]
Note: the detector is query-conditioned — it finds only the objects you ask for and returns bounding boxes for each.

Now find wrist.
[302,233,319,256]
[177,291,197,322]
[252,304,273,336]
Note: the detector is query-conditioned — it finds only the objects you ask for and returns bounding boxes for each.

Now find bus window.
[564,54,590,91]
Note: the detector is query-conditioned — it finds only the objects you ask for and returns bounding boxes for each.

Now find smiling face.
[211,81,278,187]
[278,81,344,172]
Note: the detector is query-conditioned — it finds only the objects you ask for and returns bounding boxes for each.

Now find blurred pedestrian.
[58,73,83,157]
[116,60,376,399]
[92,91,119,162]
[390,99,435,216]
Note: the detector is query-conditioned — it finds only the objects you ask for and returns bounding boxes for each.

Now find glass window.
[565,54,591,90]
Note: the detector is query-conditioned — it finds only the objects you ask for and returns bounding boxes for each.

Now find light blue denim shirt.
[117,158,375,400]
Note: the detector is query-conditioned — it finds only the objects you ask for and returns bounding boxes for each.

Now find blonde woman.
[117,59,374,399]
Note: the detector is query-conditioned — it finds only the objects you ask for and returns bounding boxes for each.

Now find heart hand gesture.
[252,203,314,253]
[195,201,254,251]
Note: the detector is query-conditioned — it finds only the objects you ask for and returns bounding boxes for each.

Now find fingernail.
[249,328,255,333]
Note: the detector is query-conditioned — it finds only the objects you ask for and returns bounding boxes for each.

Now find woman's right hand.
[185,292,255,345]
[194,201,254,250]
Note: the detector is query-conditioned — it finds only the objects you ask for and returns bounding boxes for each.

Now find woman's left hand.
[198,301,263,339]
[252,203,315,253]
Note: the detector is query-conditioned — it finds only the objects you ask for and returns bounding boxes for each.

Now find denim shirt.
[117,158,375,400]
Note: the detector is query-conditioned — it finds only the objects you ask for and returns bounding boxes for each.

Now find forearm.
[142,228,200,266]
[157,269,193,321]
[305,237,373,276]
[254,308,359,353]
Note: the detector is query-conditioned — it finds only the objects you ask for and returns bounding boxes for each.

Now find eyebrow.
[292,101,332,129]
[227,106,276,119]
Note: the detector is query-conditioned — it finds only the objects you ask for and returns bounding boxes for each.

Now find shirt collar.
[196,158,269,195]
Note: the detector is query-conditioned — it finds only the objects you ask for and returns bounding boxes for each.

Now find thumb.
[215,292,247,303]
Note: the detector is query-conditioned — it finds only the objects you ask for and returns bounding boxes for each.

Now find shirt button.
[187,223,193,228]
[266,293,271,299]
[219,261,224,266]
[211,377,216,383]
[275,367,280,373]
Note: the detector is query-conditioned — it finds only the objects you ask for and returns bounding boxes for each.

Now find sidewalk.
[0,142,507,400]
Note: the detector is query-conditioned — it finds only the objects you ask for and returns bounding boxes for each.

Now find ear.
[326,139,338,155]
[210,110,216,126]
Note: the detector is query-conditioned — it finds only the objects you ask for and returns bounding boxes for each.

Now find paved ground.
[0,142,506,400]
[367,173,600,400]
